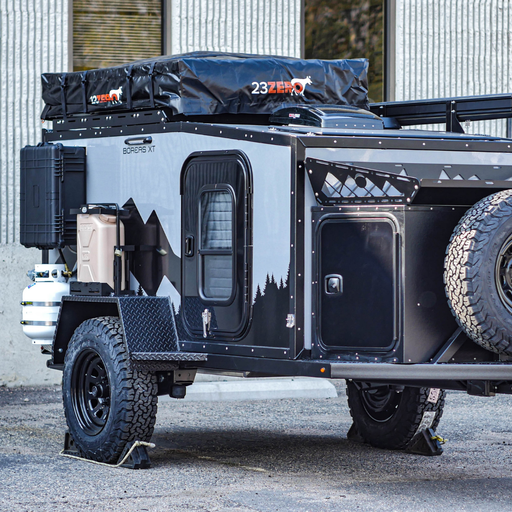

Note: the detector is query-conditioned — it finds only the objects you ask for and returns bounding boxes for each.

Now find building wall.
[395,0,512,136]
[0,0,69,386]
[170,0,302,57]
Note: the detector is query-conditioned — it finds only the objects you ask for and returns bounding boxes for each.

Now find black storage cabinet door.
[317,217,398,352]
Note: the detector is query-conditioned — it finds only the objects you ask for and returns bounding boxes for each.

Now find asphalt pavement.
[1,381,512,511]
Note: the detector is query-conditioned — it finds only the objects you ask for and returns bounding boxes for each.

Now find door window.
[200,189,235,301]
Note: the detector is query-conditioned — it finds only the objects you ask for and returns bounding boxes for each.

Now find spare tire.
[445,190,512,355]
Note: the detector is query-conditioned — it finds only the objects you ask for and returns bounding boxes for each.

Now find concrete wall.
[170,0,302,57]
[395,0,512,136]
[0,0,69,386]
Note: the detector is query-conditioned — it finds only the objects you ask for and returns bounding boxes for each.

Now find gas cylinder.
[21,264,70,344]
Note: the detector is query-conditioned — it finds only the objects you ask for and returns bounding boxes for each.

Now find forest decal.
[176,269,291,348]
[123,199,290,348]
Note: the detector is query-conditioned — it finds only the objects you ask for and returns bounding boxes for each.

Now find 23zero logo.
[251,76,313,96]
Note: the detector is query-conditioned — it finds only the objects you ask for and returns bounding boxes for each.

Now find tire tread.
[346,383,446,450]
[444,190,512,355]
[63,316,158,463]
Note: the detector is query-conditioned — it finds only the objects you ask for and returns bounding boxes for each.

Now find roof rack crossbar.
[370,94,512,133]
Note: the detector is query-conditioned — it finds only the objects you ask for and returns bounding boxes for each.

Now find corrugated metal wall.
[395,0,512,136]
[0,0,69,245]
[170,0,302,57]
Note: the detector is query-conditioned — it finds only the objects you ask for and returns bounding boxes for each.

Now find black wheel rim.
[496,235,512,313]
[359,385,402,423]
[71,348,111,436]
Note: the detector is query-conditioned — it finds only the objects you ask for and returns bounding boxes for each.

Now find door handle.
[124,136,153,145]
[185,235,194,256]
[325,274,343,295]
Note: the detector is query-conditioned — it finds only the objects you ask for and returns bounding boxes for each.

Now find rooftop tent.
[41,52,369,119]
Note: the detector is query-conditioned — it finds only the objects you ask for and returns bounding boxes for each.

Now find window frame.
[197,184,237,305]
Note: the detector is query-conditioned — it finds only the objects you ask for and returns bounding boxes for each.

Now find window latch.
[202,309,212,338]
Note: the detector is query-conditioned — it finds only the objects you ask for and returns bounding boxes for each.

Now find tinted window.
[304,0,384,102]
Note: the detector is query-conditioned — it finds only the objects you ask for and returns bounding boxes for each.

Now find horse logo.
[109,86,123,104]
[291,76,312,96]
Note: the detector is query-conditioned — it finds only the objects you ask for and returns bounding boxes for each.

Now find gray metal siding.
[0,0,69,245]
[395,0,512,137]
[170,0,301,57]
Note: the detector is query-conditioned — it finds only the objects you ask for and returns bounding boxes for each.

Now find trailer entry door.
[181,152,252,340]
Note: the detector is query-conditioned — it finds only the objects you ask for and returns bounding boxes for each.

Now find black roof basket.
[370,93,512,133]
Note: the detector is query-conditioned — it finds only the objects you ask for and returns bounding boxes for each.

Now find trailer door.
[181,151,252,340]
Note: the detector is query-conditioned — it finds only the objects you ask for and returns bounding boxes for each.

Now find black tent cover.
[41,52,369,120]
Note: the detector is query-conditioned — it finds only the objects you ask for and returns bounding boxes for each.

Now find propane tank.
[21,264,70,344]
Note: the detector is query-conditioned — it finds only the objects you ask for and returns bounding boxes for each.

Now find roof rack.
[370,94,512,133]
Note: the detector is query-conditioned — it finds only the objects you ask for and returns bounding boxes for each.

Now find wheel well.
[52,300,119,366]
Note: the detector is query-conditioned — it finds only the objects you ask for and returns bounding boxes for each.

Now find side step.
[130,351,207,371]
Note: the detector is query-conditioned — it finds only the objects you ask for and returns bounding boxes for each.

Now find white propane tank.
[21,264,70,344]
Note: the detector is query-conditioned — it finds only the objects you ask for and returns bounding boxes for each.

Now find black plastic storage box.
[20,143,86,249]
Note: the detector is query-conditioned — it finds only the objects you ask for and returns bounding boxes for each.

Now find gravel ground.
[1,381,512,512]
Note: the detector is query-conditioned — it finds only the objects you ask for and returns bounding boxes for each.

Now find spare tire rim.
[495,236,512,313]
[71,348,111,436]
[360,385,402,423]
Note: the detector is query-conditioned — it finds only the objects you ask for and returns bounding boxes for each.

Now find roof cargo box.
[41,52,369,119]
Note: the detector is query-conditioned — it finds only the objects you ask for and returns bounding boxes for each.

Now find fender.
[50,295,182,367]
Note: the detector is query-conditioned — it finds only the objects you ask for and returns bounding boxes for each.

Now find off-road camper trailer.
[19,52,512,465]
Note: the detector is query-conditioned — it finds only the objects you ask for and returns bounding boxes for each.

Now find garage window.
[73,0,163,71]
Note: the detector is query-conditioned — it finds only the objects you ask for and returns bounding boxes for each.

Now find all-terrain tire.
[444,190,512,355]
[346,382,445,450]
[62,316,158,463]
